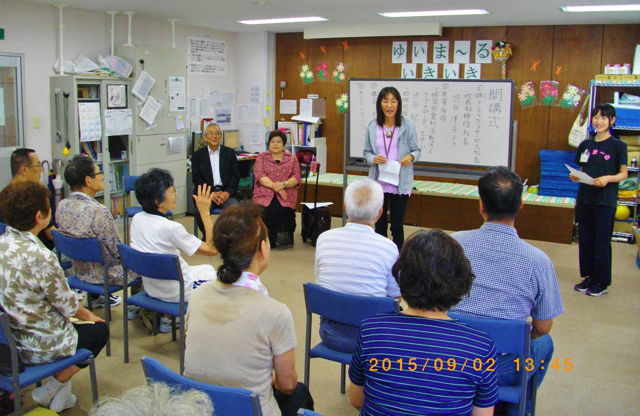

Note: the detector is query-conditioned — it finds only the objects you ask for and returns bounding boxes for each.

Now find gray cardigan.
[363,117,422,195]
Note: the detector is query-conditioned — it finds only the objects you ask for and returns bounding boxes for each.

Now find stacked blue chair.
[0,222,6,235]
[141,356,263,416]
[303,283,400,394]
[119,244,186,374]
[539,150,580,198]
[448,313,538,416]
[52,230,141,357]
[123,176,172,244]
[0,312,99,415]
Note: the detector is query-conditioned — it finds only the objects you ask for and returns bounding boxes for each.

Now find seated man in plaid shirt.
[450,166,565,416]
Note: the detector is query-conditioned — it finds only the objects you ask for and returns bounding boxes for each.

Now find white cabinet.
[117,45,188,215]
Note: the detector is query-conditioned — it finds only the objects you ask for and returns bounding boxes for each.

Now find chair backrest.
[0,312,22,381]
[303,283,399,327]
[140,356,263,416]
[448,313,531,357]
[0,222,6,236]
[124,175,140,193]
[51,230,106,263]
[118,243,183,282]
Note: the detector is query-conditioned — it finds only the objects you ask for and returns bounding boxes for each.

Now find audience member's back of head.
[135,168,174,214]
[88,382,214,416]
[10,148,36,177]
[64,154,97,191]
[344,178,384,223]
[0,181,51,231]
[213,202,268,284]
[392,229,474,312]
[478,166,523,221]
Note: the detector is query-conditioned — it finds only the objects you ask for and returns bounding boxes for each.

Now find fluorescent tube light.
[379,9,489,18]
[239,16,327,25]
[561,5,640,12]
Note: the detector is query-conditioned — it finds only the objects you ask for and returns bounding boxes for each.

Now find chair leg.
[340,363,346,394]
[152,311,158,336]
[88,356,99,405]
[304,313,312,387]
[171,316,177,342]
[179,314,185,375]
[14,387,21,416]
[35,381,42,387]
[530,372,539,416]
[104,294,111,357]
[123,301,129,364]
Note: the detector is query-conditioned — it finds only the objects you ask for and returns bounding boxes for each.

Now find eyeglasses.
[206,131,222,136]
[166,186,177,196]
[88,171,104,178]
[381,100,398,106]
[270,140,284,144]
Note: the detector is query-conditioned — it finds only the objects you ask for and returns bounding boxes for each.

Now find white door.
[0,53,25,188]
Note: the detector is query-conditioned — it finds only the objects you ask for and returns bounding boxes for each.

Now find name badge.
[580,150,590,163]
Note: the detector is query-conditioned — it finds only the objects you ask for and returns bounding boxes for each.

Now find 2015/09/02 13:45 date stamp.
[367,357,574,372]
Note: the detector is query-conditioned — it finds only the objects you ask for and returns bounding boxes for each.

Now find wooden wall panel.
[380,36,422,79]
[547,25,603,151]
[275,33,309,122]
[461,26,506,80]
[506,26,554,183]
[307,39,345,173]
[601,25,640,68]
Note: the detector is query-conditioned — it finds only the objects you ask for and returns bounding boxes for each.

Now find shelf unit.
[275,120,327,175]
[50,75,133,218]
[589,80,640,243]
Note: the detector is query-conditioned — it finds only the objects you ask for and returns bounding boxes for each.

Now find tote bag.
[568,95,590,148]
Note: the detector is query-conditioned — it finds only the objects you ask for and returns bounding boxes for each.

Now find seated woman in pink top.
[252,130,301,248]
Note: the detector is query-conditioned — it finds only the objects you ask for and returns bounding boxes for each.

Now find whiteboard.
[348,78,514,168]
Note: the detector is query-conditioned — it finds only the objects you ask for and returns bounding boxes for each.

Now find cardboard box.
[614,221,633,234]
[595,74,613,81]
[620,75,637,81]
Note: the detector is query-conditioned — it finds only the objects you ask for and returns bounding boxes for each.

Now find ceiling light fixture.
[379,9,489,18]
[239,16,327,25]
[561,4,640,12]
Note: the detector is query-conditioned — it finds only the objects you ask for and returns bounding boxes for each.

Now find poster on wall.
[188,37,227,76]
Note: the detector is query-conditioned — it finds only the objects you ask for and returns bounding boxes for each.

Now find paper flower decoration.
[316,61,329,81]
[333,62,347,84]
[299,64,314,84]
[560,84,586,111]
[335,93,349,115]
[515,82,538,109]
[279,81,286,89]
[540,81,559,106]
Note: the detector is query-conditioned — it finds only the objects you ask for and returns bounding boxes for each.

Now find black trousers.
[73,322,109,368]
[375,192,409,250]
[194,197,239,238]
[576,204,616,288]
[263,195,296,248]
[273,382,314,416]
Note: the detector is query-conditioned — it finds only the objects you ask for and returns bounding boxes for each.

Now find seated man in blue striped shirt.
[315,178,401,353]
[450,166,565,416]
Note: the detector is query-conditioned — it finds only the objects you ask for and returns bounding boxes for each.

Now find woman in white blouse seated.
[184,204,313,416]
[130,168,218,330]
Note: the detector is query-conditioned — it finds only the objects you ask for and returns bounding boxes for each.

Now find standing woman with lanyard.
[364,87,421,249]
[570,103,627,296]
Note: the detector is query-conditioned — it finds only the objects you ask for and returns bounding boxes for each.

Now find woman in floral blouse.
[253,130,302,248]
[0,181,108,413]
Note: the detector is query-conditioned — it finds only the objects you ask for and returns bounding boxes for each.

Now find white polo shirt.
[208,146,223,187]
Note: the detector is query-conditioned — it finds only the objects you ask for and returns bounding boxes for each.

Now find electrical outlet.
[33,116,40,129]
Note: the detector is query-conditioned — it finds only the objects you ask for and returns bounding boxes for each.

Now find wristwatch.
[283,181,288,189]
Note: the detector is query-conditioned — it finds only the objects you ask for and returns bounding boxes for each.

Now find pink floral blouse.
[253,151,302,210]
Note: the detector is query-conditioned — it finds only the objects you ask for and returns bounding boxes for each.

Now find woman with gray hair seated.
[314,178,401,353]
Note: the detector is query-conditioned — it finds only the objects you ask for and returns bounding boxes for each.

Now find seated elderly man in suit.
[191,123,240,237]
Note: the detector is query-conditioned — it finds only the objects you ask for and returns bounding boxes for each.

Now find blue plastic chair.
[52,230,141,357]
[0,222,6,235]
[123,176,173,244]
[141,356,263,416]
[448,313,537,416]
[0,312,99,415]
[297,409,323,416]
[303,282,400,394]
[119,244,186,373]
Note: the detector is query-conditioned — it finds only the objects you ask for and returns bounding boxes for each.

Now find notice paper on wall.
[237,104,260,124]
[78,102,102,142]
[0,88,5,126]
[244,125,263,145]
[189,98,198,118]
[299,99,312,116]
[169,77,186,95]
[223,91,235,107]
[280,100,297,115]
[132,71,155,101]
[188,37,227,76]
[250,83,262,103]
[215,107,232,124]
[104,109,133,136]
[210,91,223,106]
[170,94,186,112]
[200,99,211,117]
[168,136,185,155]
[139,96,162,125]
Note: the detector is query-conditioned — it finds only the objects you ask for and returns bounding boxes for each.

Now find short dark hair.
[213,203,268,284]
[376,87,402,127]
[392,229,474,312]
[135,168,174,214]
[478,166,523,221]
[268,130,287,146]
[64,155,98,191]
[592,103,616,121]
[0,182,51,231]
[10,148,36,177]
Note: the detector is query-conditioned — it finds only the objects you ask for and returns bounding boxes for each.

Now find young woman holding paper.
[570,103,627,296]
[363,87,421,249]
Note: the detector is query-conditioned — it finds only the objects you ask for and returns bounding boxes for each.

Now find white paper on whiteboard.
[378,160,401,186]
[139,95,161,125]
[132,71,155,101]
[280,100,297,114]
[565,164,594,184]
[105,109,133,136]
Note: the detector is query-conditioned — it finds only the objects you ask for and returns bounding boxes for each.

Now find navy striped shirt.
[349,312,498,415]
